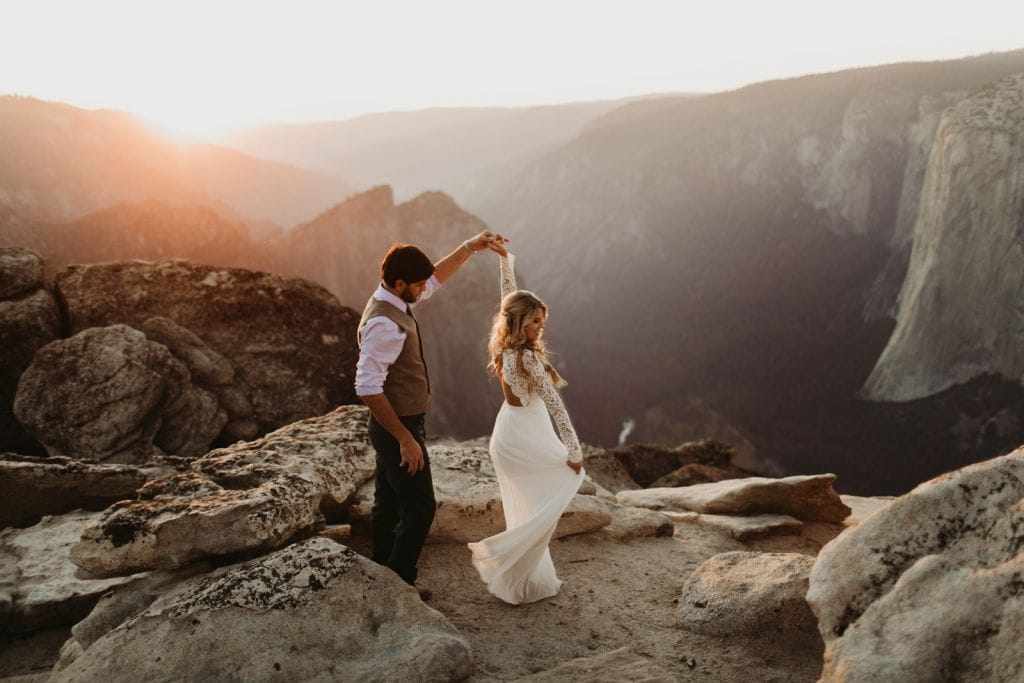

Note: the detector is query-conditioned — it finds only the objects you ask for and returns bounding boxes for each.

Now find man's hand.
[467,230,507,253]
[400,436,425,475]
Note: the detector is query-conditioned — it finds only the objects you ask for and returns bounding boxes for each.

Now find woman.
[467,239,585,605]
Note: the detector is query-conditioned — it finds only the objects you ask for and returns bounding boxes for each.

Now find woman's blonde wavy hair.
[488,289,566,394]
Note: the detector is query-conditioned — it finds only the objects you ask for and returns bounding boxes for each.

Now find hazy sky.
[3,0,1022,139]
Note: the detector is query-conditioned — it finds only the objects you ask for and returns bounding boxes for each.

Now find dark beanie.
[381,244,435,286]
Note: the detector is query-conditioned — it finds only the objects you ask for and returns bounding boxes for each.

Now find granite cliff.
[863,73,1024,402]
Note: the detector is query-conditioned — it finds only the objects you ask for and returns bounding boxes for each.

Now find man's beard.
[400,289,419,304]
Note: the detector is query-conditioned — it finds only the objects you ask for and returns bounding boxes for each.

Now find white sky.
[3,0,1023,139]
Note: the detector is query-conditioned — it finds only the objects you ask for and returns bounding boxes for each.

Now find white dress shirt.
[355,275,441,397]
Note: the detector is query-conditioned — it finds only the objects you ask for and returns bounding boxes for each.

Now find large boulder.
[0,453,179,527]
[69,564,211,653]
[808,447,1024,682]
[14,325,226,462]
[616,474,851,523]
[70,406,376,577]
[55,259,360,435]
[0,511,148,634]
[137,315,234,386]
[0,247,61,453]
[138,316,258,443]
[677,551,818,638]
[0,246,44,298]
[53,537,473,682]
[601,505,675,540]
[350,441,613,543]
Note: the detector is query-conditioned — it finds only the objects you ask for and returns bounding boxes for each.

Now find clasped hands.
[466,230,510,257]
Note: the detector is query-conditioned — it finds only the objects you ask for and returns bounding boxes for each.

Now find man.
[355,231,504,590]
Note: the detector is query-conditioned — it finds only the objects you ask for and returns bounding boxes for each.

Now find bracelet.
[462,240,475,255]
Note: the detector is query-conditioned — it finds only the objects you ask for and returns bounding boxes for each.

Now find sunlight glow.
[3,0,1022,139]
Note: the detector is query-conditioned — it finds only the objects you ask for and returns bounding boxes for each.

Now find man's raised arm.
[432,230,507,284]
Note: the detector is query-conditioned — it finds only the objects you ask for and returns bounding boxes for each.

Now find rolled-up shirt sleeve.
[416,274,442,303]
[355,317,406,396]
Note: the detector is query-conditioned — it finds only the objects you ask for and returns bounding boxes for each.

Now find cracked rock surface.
[0,453,178,527]
[54,537,473,682]
[808,446,1024,682]
[0,511,147,634]
[69,406,376,577]
[617,474,851,523]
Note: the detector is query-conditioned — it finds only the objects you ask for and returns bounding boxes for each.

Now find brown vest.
[357,296,432,416]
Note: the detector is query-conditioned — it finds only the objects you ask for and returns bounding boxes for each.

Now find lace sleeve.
[502,349,531,406]
[523,351,583,463]
[500,254,517,298]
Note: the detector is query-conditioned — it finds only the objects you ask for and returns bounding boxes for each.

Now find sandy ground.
[0,517,836,682]
[353,518,834,682]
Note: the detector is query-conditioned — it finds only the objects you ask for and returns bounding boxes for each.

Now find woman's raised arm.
[499,253,517,299]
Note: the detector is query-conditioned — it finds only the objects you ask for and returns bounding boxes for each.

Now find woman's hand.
[488,235,510,257]
[567,460,582,474]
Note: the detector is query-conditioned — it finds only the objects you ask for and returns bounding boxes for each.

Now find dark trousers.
[367,413,436,585]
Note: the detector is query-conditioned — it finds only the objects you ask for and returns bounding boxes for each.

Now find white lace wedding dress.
[467,254,585,605]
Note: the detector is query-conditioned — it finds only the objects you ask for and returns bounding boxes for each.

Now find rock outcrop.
[579,445,642,493]
[601,505,675,540]
[651,462,743,488]
[67,564,210,653]
[54,537,473,682]
[616,474,851,523]
[0,511,148,633]
[138,316,258,442]
[606,440,752,489]
[0,246,44,299]
[70,406,375,576]
[14,325,226,461]
[0,454,179,527]
[0,247,61,453]
[808,446,1024,682]
[864,73,1024,401]
[677,551,818,638]
[54,259,360,437]
[666,510,805,541]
